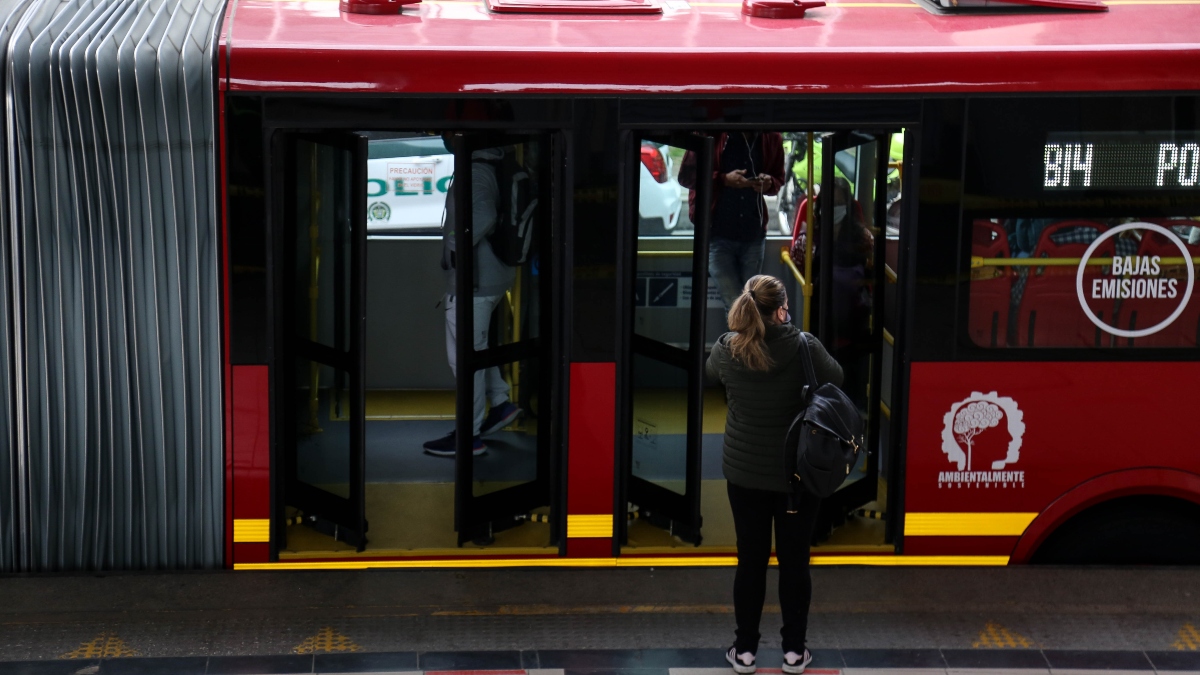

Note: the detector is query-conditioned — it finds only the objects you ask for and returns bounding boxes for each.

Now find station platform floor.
[1,567,1198,675]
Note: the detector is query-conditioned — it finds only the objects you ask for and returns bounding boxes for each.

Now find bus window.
[961,96,1200,350]
[968,217,1200,348]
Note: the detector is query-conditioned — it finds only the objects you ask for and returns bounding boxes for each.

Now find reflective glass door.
[278,133,368,551]
[811,131,894,523]
[620,131,714,546]
[448,132,556,546]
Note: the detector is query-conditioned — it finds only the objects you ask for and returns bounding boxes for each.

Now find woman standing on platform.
[704,275,843,675]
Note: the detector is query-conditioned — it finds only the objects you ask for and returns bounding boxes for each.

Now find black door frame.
[448,130,561,546]
[612,116,918,555]
[271,130,369,551]
[812,130,897,538]
[261,101,572,561]
[615,130,715,548]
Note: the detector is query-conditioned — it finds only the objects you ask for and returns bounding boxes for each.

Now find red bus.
[215,0,1200,571]
[3,0,1197,573]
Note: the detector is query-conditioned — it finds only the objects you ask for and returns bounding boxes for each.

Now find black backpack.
[784,332,865,501]
[482,152,538,266]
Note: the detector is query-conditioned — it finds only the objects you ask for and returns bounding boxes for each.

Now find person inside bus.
[679,132,785,312]
[705,275,843,675]
[788,177,873,407]
[423,139,522,457]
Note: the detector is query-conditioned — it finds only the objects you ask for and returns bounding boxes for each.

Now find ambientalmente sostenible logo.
[939,391,1026,489]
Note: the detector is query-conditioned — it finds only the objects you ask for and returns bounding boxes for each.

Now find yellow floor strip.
[233,519,271,543]
[236,554,1007,570]
[568,514,614,538]
[905,512,1037,537]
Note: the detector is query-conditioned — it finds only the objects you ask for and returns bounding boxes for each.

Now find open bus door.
[448,132,557,547]
[276,132,369,551]
[618,131,715,546]
[809,131,897,541]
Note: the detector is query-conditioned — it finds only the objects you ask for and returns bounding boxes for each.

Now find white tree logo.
[941,392,1025,471]
[953,401,1003,471]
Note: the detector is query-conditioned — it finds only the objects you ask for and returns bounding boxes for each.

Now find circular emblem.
[1075,222,1195,339]
[368,201,391,222]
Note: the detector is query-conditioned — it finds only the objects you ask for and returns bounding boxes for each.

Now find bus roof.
[222,0,1200,95]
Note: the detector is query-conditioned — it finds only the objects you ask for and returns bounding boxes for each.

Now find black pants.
[727,481,820,655]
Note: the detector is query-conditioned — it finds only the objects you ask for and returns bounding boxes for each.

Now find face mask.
[833,206,848,222]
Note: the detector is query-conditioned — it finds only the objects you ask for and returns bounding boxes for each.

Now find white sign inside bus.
[1043,133,1200,190]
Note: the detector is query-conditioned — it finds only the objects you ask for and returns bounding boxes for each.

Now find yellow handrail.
[972,256,1200,268]
[779,245,806,288]
[305,145,323,435]
[885,264,897,283]
[504,271,522,410]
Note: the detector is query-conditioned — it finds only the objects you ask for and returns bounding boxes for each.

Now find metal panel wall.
[1,0,226,571]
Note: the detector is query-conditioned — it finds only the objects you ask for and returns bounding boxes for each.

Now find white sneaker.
[783,649,812,674]
[726,646,756,674]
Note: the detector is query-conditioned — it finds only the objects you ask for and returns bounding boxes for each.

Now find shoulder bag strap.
[796,331,818,389]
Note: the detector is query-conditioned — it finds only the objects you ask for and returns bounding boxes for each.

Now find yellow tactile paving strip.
[59,633,141,659]
[293,627,363,654]
[973,621,1034,648]
[1175,622,1200,650]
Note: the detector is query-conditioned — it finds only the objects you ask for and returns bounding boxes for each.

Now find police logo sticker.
[368,201,391,222]
[939,391,1025,488]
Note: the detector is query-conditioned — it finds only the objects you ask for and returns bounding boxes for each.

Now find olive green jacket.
[705,323,844,493]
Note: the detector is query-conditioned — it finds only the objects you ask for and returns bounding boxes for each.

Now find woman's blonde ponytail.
[726,275,787,372]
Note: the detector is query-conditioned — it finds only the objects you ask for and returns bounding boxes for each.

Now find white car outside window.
[638,142,684,236]
[367,136,454,234]
[366,136,684,235]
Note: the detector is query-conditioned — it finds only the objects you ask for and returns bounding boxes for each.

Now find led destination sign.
[1043,133,1200,190]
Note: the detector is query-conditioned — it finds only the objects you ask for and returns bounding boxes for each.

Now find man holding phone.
[680,132,785,312]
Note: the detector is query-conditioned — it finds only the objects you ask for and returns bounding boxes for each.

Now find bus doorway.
[617,128,906,554]
[272,127,562,557]
[793,131,903,546]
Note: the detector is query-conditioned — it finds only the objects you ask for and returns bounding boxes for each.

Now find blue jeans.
[709,236,766,311]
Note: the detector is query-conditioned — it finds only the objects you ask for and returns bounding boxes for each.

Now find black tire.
[1031,496,1200,565]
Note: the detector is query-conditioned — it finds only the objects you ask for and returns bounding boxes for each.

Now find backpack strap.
[796,331,819,390]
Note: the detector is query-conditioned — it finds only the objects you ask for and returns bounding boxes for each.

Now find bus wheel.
[1030,496,1200,565]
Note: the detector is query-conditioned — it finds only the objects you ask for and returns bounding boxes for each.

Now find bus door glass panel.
[625,132,713,546]
[813,132,891,514]
[449,132,554,546]
[283,133,368,551]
